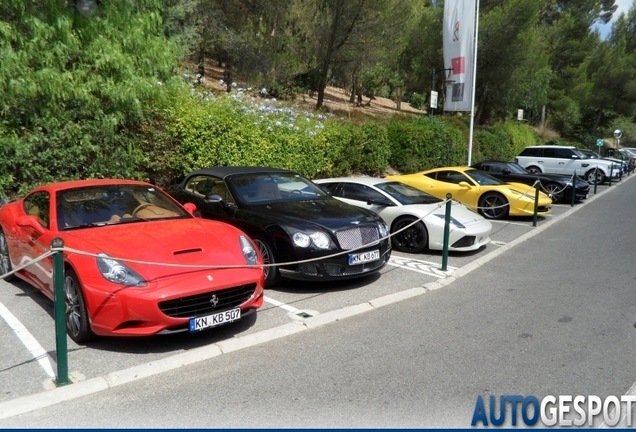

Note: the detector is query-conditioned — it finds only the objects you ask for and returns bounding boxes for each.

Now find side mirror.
[16,215,45,234]
[204,194,223,204]
[182,202,197,215]
[458,181,472,189]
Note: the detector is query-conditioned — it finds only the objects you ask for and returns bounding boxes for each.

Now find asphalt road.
[1,178,635,427]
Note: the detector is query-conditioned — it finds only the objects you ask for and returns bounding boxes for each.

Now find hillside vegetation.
[1,1,633,197]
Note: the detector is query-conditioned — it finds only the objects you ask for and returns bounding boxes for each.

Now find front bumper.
[278,244,392,281]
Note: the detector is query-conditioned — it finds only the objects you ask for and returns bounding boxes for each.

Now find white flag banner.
[443,0,475,112]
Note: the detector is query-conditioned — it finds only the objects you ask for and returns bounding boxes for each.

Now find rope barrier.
[0,199,451,276]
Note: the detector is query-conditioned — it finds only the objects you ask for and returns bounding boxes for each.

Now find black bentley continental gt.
[471,161,590,204]
[166,167,391,287]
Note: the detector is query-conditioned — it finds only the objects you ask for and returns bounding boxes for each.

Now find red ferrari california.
[0,179,265,343]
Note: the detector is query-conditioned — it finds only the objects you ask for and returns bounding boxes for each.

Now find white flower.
[231,82,237,87]
[261,87,267,94]
[157,81,163,86]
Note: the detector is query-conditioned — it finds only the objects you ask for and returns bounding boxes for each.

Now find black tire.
[544,182,564,203]
[64,269,95,343]
[391,217,428,253]
[478,192,509,220]
[585,169,605,185]
[526,166,541,174]
[0,230,16,282]
[252,235,280,288]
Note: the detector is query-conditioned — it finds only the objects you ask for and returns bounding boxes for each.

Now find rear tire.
[526,166,541,174]
[64,269,95,344]
[252,235,280,288]
[391,217,428,253]
[0,230,16,282]
[544,182,564,203]
[585,169,605,185]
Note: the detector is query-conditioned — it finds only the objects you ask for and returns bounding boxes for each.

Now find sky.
[595,0,633,39]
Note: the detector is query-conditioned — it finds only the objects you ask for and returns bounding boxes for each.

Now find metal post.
[608,165,613,187]
[52,238,71,387]
[441,194,452,271]
[593,167,598,194]
[570,172,576,207]
[532,183,539,227]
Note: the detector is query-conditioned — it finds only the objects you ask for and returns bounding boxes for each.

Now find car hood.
[247,198,380,231]
[63,219,248,279]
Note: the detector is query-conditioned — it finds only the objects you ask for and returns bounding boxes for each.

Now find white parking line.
[388,256,456,278]
[263,296,300,313]
[0,301,55,379]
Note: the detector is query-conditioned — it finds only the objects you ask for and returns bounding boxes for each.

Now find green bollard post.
[533,182,539,227]
[441,194,452,271]
[570,172,576,207]
[593,167,598,194]
[52,238,71,387]
[608,165,613,187]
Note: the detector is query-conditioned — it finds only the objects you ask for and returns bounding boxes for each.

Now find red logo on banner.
[451,57,465,74]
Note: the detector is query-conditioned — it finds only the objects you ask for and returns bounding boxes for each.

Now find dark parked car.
[166,167,391,287]
[471,161,590,204]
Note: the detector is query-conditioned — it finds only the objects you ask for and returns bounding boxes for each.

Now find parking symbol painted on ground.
[388,256,455,278]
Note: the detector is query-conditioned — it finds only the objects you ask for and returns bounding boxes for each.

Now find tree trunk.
[592,108,603,131]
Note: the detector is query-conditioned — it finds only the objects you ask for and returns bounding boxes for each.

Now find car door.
[554,147,580,175]
[428,170,478,208]
[336,183,395,219]
[15,191,55,295]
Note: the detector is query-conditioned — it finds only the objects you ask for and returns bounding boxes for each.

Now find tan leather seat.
[256,181,281,199]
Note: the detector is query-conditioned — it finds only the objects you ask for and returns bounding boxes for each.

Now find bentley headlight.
[292,231,332,249]
[309,232,330,249]
[293,232,311,248]
[378,222,389,238]
[96,254,147,287]
[239,235,258,265]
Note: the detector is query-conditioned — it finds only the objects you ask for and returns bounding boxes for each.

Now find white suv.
[515,145,622,184]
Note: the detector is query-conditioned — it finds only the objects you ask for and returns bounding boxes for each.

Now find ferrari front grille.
[158,283,256,318]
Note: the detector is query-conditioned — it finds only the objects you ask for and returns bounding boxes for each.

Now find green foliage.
[0,0,182,197]
[409,93,425,110]
[472,122,540,163]
[387,116,466,173]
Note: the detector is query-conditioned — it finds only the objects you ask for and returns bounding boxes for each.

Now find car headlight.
[96,254,147,287]
[292,231,333,249]
[239,235,258,265]
[378,222,389,238]
[434,214,466,228]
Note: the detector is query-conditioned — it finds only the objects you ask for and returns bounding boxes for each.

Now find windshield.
[57,184,189,229]
[465,169,506,186]
[505,163,529,174]
[229,172,328,204]
[375,181,442,205]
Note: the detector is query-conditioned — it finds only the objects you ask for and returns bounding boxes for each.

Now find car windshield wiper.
[64,217,150,230]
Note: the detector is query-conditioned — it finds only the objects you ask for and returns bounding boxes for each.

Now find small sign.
[596,139,604,147]
[517,109,523,121]
[430,91,438,109]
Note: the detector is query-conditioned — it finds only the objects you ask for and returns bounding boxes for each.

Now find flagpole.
[467,0,479,166]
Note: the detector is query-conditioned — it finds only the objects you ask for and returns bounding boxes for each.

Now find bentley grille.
[158,283,257,318]
[335,226,379,250]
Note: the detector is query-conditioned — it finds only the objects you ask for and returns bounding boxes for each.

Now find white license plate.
[189,308,241,332]
[348,249,380,265]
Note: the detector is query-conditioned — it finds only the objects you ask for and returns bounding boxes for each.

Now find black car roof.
[184,166,298,180]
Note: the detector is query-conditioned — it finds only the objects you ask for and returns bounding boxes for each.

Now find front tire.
[64,269,95,344]
[526,166,541,174]
[478,192,509,220]
[252,235,280,288]
[585,169,605,185]
[544,182,564,203]
[0,230,16,282]
[391,217,428,253]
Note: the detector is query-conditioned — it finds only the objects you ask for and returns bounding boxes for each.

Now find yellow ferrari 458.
[387,166,552,220]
